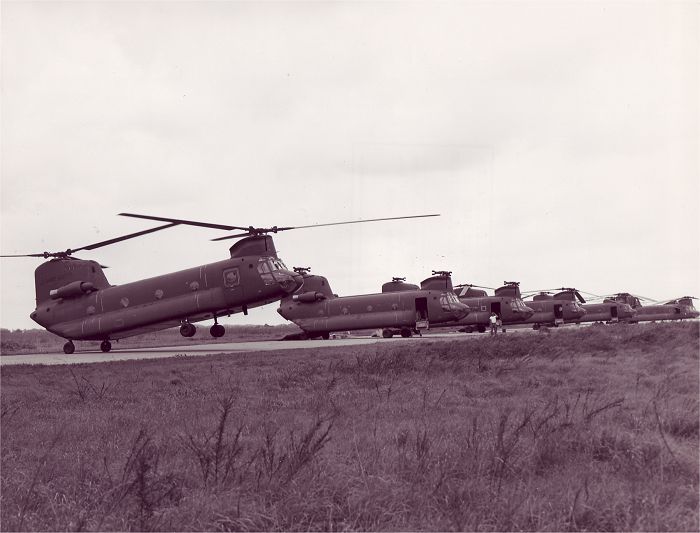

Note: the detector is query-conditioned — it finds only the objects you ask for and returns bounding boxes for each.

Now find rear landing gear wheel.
[400,328,413,338]
[382,329,394,338]
[210,324,225,338]
[63,341,75,354]
[180,323,196,337]
[321,332,330,340]
[100,340,112,353]
[477,325,486,333]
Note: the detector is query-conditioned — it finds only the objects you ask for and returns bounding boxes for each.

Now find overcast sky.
[1,1,698,330]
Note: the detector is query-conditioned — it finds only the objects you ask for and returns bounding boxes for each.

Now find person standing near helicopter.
[489,312,499,335]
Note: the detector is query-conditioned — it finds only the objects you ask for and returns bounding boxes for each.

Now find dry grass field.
[1,321,698,531]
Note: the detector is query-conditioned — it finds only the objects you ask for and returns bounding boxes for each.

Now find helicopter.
[277,269,470,339]
[561,289,637,325]
[602,293,699,322]
[450,281,534,333]
[1,212,438,354]
[519,288,588,329]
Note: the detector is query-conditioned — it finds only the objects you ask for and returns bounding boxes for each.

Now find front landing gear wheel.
[100,340,112,353]
[63,341,75,354]
[210,324,225,338]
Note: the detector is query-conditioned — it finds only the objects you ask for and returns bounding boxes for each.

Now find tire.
[63,341,75,354]
[382,329,394,338]
[321,332,330,340]
[400,328,412,338]
[210,324,225,338]
[477,325,486,333]
[100,340,112,353]
[180,323,196,337]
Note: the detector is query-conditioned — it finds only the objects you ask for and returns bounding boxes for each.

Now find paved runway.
[0,334,468,366]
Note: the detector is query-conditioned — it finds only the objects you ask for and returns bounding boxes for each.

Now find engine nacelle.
[49,281,95,300]
[292,291,327,303]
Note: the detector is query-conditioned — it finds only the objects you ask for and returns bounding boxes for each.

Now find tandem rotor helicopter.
[1,212,438,354]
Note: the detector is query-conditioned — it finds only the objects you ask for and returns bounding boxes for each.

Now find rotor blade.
[73,223,180,252]
[0,253,49,258]
[210,214,441,241]
[289,214,440,230]
[454,283,494,290]
[575,291,586,303]
[119,213,249,232]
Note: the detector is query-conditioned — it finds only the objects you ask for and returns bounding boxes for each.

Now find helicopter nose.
[519,306,535,320]
[453,301,470,319]
[621,305,636,318]
[279,272,304,294]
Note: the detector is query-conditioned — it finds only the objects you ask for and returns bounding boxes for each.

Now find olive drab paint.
[277,270,470,339]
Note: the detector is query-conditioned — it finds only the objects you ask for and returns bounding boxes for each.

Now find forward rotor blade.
[119,213,249,231]
[210,214,441,241]
[211,232,255,241]
[454,283,494,290]
[74,223,180,252]
[290,214,440,230]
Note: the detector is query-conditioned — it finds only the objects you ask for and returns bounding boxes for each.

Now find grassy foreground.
[1,322,698,531]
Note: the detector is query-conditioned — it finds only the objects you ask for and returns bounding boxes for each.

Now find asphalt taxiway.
[0,335,448,366]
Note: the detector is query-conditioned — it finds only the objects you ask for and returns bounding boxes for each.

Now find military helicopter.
[277,269,470,339]
[1,212,438,354]
[602,293,699,322]
[451,281,534,333]
[561,289,637,325]
[519,288,587,329]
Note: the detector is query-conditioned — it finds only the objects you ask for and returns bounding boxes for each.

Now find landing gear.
[400,327,413,338]
[533,324,540,330]
[180,322,196,337]
[477,325,486,333]
[100,340,112,353]
[321,332,330,340]
[382,329,393,338]
[210,324,225,338]
[63,341,75,354]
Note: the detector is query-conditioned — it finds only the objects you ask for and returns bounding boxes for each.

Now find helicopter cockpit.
[440,292,470,319]
[257,257,290,284]
[509,298,534,317]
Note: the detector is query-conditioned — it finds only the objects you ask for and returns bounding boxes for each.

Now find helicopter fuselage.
[30,237,303,342]
[521,292,587,327]
[565,302,636,324]
[278,273,470,337]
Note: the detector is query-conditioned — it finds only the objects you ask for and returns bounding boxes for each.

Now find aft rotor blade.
[74,223,180,252]
[0,253,49,258]
[119,213,249,231]
[210,214,441,241]
[1,223,180,259]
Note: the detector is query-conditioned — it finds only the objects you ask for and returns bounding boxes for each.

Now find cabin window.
[223,268,240,287]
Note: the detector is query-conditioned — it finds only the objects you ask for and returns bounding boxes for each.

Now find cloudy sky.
[1,1,698,330]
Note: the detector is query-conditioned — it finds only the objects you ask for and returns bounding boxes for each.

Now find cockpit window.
[259,257,287,273]
[440,293,460,310]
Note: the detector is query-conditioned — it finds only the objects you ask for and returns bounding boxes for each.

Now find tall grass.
[1,321,697,531]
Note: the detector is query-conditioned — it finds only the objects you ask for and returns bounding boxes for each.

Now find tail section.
[34,258,110,305]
